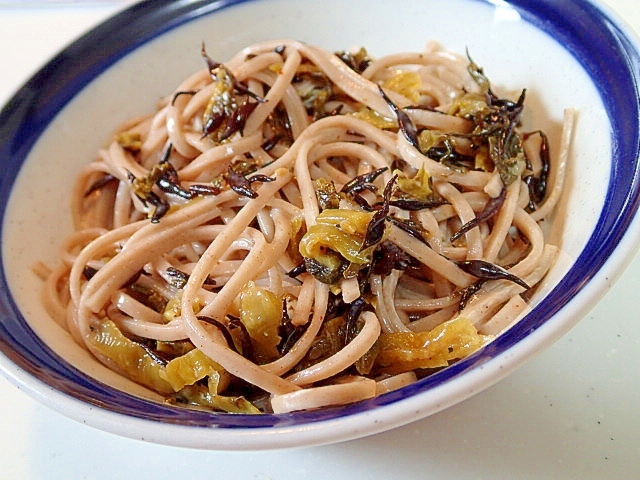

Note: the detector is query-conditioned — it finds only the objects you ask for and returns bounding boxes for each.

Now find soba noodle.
[38,39,574,414]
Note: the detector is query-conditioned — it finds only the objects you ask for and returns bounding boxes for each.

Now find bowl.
[1,0,639,450]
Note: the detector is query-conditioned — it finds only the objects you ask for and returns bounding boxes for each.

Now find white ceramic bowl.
[1,0,639,450]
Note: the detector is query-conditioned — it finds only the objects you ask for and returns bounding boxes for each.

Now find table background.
[0,1,638,478]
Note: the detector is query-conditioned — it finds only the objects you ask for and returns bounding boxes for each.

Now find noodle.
[40,39,574,414]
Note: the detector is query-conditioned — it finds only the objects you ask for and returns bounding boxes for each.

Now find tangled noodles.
[37,39,575,414]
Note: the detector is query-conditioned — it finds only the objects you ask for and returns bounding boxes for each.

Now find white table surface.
[1,1,639,478]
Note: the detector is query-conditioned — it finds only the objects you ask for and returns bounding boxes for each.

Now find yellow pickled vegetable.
[395,165,432,201]
[350,107,397,129]
[375,317,488,375]
[159,347,226,392]
[163,292,203,323]
[448,92,489,119]
[207,373,260,414]
[88,319,174,394]
[314,208,373,234]
[163,292,182,322]
[287,215,306,265]
[156,340,194,357]
[314,178,340,211]
[238,282,283,363]
[299,209,376,266]
[173,375,260,414]
[383,71,422,103]
[474,145,493,171]
[349,71,421,128]
[418,130,443,153]
[116,131,142,153]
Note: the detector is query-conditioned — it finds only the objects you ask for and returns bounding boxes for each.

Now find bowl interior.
[0,0,639,448]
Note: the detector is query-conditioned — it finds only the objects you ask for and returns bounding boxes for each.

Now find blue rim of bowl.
[0,0,639,430]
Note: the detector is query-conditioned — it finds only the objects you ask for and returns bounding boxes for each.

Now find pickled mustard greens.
[38,39,574,415]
